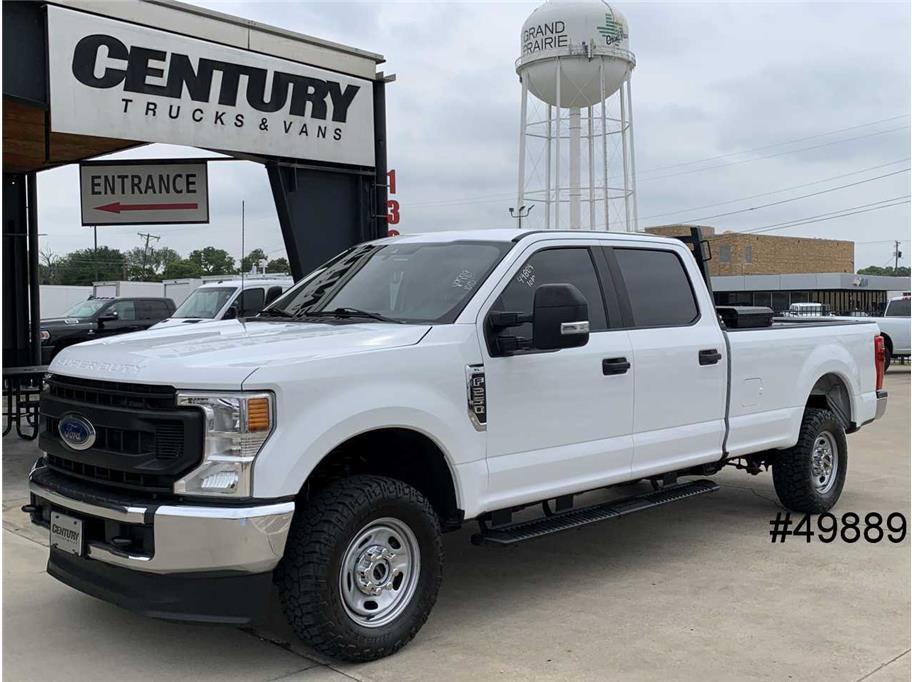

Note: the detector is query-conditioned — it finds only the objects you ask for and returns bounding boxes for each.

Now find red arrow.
[95,201,199,214]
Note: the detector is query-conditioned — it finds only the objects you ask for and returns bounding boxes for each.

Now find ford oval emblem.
[58,414,96,451]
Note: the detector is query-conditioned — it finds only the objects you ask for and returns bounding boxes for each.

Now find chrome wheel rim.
[339,517,420,628]
[811,431,838,494]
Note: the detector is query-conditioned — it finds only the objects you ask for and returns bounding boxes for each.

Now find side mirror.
[223,303,239,320]
[97,311,118,324]
[531,284,590,350]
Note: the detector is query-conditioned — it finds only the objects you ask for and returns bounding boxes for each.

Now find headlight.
[40,329,50,342]
[173,391,274,498]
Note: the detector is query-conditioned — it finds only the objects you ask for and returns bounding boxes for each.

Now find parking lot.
[3,367,909,682]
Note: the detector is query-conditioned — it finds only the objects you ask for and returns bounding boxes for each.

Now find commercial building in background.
[645,225,909,315]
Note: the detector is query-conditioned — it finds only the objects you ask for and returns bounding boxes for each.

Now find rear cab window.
[611,247,699,328]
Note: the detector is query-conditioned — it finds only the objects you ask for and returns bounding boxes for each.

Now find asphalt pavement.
[3,367,909,681]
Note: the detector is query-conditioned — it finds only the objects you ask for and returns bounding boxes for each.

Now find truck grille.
[45,375,175,410]
[40,375,204,495]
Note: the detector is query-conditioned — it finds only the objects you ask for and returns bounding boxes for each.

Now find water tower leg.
[545,105,552,229]
[569,107,581,230]
[587,105,595,230]
[626,77,640,232]
[516,74,528,226]
[555,59,561,230]
[599,60,609,231]
[619,76,632,233]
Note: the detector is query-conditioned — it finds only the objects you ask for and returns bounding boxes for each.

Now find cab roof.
[374,228,680,245]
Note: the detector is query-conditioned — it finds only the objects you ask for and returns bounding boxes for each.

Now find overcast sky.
[37,0,911,270]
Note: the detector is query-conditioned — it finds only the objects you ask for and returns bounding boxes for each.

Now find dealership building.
[646,225,910,315]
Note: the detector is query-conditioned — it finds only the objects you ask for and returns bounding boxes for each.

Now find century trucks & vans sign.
[79,160,209,226]
[47,7,375,167]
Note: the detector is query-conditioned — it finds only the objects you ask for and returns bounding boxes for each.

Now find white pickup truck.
[870,296,910,369]
[26,229,887,661]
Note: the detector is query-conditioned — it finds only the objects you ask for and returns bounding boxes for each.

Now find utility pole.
[509,204,534,229]
[894,240,902,273]
[137,232,160,280]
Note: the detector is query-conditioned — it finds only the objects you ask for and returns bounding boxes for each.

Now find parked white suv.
[151,278,291,329]
[27,230,887,662]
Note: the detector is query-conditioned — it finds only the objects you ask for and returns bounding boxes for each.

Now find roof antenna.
[240,199,246,328]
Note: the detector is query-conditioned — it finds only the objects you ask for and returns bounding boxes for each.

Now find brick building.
[643,225,908,315]
[644,225,854,276]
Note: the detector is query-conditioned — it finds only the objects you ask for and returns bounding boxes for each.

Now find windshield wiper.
[303,307,403,324]
[255,308,295,319]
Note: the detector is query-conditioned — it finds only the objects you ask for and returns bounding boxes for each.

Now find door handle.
[602,357,631,375]
[699,349,722,365]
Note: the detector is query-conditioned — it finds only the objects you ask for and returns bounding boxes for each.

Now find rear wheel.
[276,475,443,662]
[772,408,847,513]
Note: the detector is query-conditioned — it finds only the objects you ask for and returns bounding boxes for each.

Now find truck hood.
[49,320,431,389]
[150,317,214,329]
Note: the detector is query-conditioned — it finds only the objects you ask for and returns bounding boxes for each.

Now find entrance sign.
[47,6,376,167]
[79,160,209,225]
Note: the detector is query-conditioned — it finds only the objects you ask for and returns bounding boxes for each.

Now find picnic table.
[2,365,47,440]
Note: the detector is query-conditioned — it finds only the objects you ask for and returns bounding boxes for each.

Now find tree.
[241,248,268,273]
[266,257,290,274]
[56,247,126,285]
[188,246,235,275]
[39,248,60,284]
[857,265,910,277]
[124,245,182,280]
[162,258,203,279]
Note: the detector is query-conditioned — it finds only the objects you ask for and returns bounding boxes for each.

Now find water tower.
[515,0,638,231]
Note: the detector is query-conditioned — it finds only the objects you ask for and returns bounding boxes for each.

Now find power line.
[638,124,910,184]
[739,196,911,234]
[405,117,911,209]
[638,113,910,174]
[639,158,910,221]
[672,168,910,224]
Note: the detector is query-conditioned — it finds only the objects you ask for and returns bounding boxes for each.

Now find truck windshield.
[172,287,235,319]
[63,299,110,319]
[268,241,511,324]
[885,298,910,317]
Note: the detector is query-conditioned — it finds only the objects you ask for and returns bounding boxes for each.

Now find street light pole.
[509,204,534,229]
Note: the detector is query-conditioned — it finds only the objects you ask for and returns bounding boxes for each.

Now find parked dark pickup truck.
[39,297,175,362]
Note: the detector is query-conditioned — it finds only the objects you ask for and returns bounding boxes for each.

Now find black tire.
[883,348,892,372]
[772,408,847,513]
[275,475,443,662]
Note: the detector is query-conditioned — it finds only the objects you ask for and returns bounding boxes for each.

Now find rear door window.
[613,248,699,328]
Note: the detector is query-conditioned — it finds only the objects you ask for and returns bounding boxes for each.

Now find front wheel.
[276,475,443,662]
[772,408,847,513]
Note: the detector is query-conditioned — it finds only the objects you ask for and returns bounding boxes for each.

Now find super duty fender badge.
[465,365,487,431]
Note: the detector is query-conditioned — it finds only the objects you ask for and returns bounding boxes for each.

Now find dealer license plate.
[50,512,83,556]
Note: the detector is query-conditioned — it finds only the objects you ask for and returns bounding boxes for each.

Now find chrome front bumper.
[875,389,888,420]
[29,467,294,575]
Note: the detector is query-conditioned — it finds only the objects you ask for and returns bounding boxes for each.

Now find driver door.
[96,300,143,339]
[479,243,635,510]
